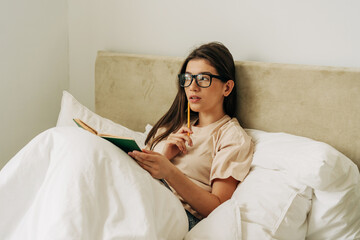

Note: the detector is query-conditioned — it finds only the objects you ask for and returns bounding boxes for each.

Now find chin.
[189,106,201,113]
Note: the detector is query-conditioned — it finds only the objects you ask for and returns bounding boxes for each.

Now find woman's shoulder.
[216,116,252,143]
[218,116,242,133]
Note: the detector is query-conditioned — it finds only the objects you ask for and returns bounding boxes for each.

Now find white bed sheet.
[0,127,188,240]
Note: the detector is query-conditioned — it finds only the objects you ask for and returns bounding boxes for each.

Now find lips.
[189,95,201,103]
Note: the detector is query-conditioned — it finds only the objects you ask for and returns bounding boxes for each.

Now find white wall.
[0,1,69,168]
[1,0,359,169]
[68,0,360,112]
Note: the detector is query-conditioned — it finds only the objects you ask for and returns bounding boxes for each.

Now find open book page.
[73,119,98,135]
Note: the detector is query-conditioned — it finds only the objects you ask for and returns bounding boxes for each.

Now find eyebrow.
[185,71,213,75]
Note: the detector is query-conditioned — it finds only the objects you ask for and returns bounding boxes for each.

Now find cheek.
[184,89,190,98]
[207,85,225,98]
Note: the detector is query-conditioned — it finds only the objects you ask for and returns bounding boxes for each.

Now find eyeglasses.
[178,73,227,88]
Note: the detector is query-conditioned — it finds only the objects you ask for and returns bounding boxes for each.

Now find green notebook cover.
[102,136,141,152]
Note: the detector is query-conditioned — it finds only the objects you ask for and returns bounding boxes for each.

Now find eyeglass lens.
[181,74,211,87]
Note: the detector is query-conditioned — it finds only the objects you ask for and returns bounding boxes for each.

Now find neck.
[196,111,226,127]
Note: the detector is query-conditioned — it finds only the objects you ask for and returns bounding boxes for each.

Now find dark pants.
[186,210,200,231]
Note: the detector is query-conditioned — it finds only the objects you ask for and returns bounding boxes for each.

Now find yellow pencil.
[187,102,190,136]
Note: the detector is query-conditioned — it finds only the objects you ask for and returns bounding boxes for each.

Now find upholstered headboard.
[95,51,360,169]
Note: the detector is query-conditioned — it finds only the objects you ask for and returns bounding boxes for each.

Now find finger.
[141,149,161,155]
[130,154,152,169]
[169,133,193,145]
[167,135,185,145]
[169,134,193,147]
[137,160,153,171]
[167,139,186,153]
[131,151,156,162]
[182,135,193,146]
[175,141,187,154]
[178,126,193,135]
[133,153,154,168]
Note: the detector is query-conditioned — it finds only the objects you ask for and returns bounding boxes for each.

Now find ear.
[223,80,234,97]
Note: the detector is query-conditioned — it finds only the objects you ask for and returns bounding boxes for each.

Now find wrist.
[162,151,172,160]
[164,164,178,182]
[162,150,177,161]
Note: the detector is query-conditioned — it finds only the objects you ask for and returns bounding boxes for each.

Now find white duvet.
[0,127,188,240]
[1,126,360,240]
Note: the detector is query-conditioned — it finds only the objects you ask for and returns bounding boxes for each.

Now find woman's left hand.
[128,149,174,179]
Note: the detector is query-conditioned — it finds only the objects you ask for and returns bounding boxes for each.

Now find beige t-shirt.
[152,115,254,219]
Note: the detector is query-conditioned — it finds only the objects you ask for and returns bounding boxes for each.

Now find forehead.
[185,59,218,74]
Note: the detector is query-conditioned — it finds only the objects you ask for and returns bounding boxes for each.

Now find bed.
[0,51,359,240]
[94,51,360,239]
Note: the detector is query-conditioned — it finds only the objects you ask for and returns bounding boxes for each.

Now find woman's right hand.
[162,126,193,160]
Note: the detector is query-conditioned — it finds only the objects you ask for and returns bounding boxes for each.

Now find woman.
[0,42,253,239]
[129,42,254,230]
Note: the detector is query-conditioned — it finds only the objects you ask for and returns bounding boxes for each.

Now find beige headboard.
[95,51,360,169]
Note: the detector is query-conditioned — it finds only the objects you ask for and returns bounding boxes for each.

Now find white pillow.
[56,91,147,148]
[246,129,360,240]
[235,167,312,240]
[245,129,358,191]
[186,167,312,240]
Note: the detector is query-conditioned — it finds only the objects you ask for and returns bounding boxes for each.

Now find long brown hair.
[145,42,237,149]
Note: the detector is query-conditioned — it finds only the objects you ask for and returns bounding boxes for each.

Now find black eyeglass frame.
[178,73,228,88]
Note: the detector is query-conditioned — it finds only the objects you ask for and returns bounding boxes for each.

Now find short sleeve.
[210,120,254,184]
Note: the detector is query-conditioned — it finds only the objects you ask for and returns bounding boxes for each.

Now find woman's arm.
[128,149,239,218]
[167,165,239,217]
